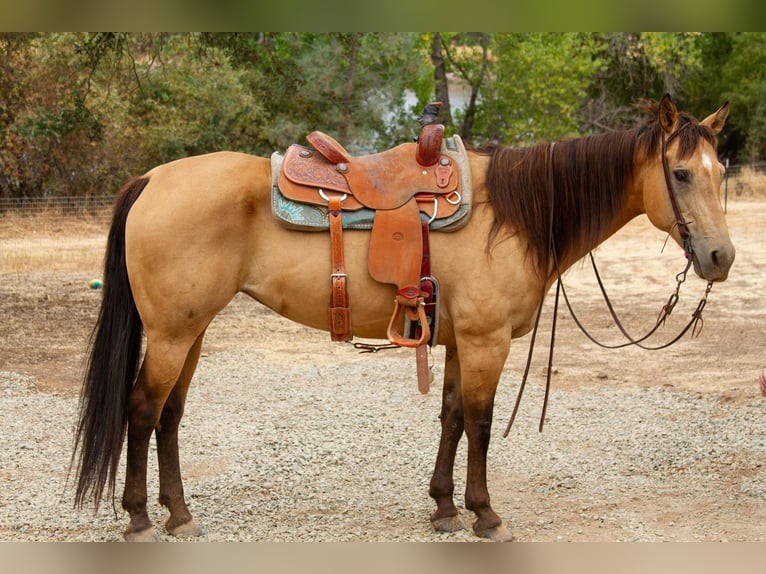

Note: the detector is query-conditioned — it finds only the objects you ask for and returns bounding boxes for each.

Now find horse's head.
[641,95,735,282]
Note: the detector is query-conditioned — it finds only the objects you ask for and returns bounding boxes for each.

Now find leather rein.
[504,123,714,436]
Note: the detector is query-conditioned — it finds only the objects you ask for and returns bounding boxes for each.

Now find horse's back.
[132,150,270,231]
[142,150,270,197]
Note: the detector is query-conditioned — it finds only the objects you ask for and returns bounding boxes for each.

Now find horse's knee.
[464,415,493,449]
[158,396,185,430]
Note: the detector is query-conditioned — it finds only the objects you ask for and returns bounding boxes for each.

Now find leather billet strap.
[327,193,352,341]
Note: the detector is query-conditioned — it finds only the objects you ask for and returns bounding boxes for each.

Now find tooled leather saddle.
[271,105,472,392]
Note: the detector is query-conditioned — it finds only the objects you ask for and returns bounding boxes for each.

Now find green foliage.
[1,32,764,198]
[1,33,108,198]
[199,32,429,152]
[719,33,766,162]
[580,33,705,133]
[476,33,604,145]
[122,38,263,165]
[1,33,267,197]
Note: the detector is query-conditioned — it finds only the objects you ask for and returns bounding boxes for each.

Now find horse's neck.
[559,181,645,272]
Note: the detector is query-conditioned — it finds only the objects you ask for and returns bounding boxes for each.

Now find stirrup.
[387,298,430,348]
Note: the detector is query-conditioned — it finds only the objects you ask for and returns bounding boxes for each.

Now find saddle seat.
[274,124,470,388]
[278,130,462,217]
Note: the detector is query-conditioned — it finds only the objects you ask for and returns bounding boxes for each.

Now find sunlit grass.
[0,213,108,274]
[726,167,766,201]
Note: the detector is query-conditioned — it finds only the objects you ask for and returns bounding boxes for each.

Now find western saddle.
[271,104,471,392]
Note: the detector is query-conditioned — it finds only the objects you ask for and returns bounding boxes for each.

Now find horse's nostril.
[710,250,719,266]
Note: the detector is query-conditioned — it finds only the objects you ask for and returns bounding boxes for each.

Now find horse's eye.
[674,169,690,182]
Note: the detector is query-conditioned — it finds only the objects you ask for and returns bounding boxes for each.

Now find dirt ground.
[0,198,764,541]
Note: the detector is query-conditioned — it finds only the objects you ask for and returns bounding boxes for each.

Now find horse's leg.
[429,346,466,533]
[156,331,206,538]
[458,332,514,542]
[122,336,196,542]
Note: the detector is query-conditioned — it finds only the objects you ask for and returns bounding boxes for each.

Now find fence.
[0,195,116,215]
[1,161,764,219]
[724,161,766,176]
[720,162,766,210]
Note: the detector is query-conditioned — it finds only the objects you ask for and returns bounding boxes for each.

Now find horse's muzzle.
[692,239,736,282]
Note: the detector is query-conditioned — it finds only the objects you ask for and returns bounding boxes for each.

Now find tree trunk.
[339,33,360,141]
[431,33,453,129]
[460,32,489,145]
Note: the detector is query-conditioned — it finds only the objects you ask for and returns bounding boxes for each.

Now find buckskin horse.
[72,95,734,541]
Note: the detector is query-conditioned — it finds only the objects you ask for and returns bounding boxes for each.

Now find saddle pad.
[271,135,473,232]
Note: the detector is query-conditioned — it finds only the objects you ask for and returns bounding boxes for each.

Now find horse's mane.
[484,99,719,273]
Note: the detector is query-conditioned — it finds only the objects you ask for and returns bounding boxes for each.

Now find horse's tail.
[72,176,149,509]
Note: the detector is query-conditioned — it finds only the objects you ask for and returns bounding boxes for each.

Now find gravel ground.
[1,339,765,542]
[1,201,764,542]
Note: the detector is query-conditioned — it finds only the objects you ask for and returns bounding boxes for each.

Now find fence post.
[724,158,729,213]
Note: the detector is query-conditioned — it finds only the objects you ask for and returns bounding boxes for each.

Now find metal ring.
[428,198,438,224]
[318,189,347,203]
[446,191,461,205]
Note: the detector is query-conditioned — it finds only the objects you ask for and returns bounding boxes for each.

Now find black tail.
[72,176,149,509]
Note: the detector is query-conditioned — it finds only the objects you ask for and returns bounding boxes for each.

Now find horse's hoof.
[167,519,203,538]
[431,514,466,533]
[124,527,159,542]
[474,521,514,542]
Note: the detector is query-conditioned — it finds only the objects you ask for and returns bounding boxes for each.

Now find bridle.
[504,122,714,437]
[662,122,693,250]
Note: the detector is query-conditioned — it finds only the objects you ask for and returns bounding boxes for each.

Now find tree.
[430,32,453,131]
[198,32,429,153]
[683,33,739,160]
[3,32,761,199]
[718,33,766,162]
[0,33,38,198]
[0,33,108,198]
[582,33,704,133]
[477,33,603,145]
[1,33,269,198]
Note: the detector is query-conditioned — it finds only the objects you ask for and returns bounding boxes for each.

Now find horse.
[72,95,734,541]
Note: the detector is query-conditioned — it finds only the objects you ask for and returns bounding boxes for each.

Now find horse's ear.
[658,94,678,134]
[701,101,730,135]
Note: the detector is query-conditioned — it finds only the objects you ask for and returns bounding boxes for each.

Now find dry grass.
[726,166,766,200]
[0,210,110,239]
[0,212,109,274]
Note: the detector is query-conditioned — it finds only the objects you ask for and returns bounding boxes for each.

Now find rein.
[504,125,714,437]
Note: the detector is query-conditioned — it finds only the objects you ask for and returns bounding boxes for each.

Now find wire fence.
[720,161,766,208]
[0,196,116,229]
[0,161,764,223]
[0,195,116,215]
[725,161,766,175]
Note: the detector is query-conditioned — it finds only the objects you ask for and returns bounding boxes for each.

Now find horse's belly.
[241,228,401,340]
